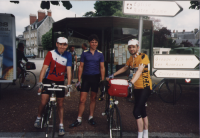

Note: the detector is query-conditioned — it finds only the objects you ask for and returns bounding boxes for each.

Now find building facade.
[23,10,54,58]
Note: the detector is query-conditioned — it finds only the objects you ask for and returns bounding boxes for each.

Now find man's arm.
[113,66,128,77]
[78,62,84,82]
[100,62,105,81]
[130,64,144,84]
[67,66,71,85]
[38,65,48,83]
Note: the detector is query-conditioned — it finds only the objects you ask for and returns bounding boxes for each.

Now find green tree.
[154,27,171,48]
[189,1,200,10]
[180,40,194,47]
[10,1,72,10]
[42,28,53,50]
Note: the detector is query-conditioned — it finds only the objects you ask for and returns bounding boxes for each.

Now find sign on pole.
[123,1,183,17]
[154,55,200,69]
[154,70,200,78]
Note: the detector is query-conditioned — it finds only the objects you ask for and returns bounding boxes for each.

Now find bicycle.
[151,78,182,103]
[99,81,122,138]
[39,83,71,138]
[1,61,37,90]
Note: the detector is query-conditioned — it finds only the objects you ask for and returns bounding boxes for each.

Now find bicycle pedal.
[102,113,106,116]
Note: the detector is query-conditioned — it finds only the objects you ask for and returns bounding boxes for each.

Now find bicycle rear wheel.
[158,80,182,103]
[19,71,37,90]
[109,105,122,138]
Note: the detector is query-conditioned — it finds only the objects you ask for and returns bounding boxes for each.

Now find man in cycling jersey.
[69,34,105,128]
[107,39,152,138]
[34,37,72,136]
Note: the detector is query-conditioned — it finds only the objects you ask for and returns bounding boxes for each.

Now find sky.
[0,1,199,36]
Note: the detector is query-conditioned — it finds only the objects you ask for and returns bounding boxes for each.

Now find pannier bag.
[26,62,36,70]
[108,79,128,97]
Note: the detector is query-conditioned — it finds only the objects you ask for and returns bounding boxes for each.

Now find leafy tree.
[150,17,163,31]
[180,40,194,47]
[42,28,53,50]
[189,1,200,10]
[10,1,72,10]
[154,27,171,48]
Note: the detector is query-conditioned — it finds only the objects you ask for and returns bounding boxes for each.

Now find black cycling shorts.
[81,74,100,93]
[42,78,65,98]
[133,88,151,119]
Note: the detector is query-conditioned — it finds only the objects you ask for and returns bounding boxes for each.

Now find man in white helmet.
[107,39,152,138]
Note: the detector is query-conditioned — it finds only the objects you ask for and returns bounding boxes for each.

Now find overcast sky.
[0,1,199,36]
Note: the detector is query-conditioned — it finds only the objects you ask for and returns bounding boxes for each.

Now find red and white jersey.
[44,49,72,81]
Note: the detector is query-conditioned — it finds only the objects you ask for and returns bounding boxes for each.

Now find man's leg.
[57,98,65,136]
[78,92,88,117]
[34,94,49,128]
[143,116,148,138]
[89,91,97,117]
[57,98,64,124]
[136,118,144,138]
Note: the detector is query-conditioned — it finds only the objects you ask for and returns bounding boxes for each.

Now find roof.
[24,15,48,32]
[172,32,195,39]
[175,39,198,45]
[53,16,153,31]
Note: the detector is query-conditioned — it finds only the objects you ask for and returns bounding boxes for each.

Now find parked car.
[25,54,36,59]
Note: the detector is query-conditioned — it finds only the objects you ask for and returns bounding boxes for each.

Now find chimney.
[183,30,185,33]
[176,30,178,32]
[47,10,52,17]
[29,14,37,25]
[38,10,46,22]
[173,30,175,33]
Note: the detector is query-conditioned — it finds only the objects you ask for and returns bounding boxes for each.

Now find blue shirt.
[80,49,104,75]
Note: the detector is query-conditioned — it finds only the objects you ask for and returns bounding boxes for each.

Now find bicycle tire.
[1,83,10,90]
[19,71,37,90]
[45,105,51,138]
[109,105,122,138]
[52,105,56,138]
[158,80,182,103]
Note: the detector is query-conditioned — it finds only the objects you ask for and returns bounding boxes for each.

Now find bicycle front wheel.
[110,105,122,138]
[19,71,37,90]
[158,80,182,103]
[52,105,56,138]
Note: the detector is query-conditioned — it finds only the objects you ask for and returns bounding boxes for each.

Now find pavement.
[0,58,199,138]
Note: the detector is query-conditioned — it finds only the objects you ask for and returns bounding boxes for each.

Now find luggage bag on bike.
[108,79,128,97]
[26,62,36,70]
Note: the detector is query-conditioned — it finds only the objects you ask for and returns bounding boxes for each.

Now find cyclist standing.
[69,34,105,128]
[16,43,29,88]
[107,39,152,138]
[34,37,72,136]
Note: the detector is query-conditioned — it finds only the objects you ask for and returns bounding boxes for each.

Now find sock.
[138,132,143,138]
[143,129,148,138]
[77,117,82,122]
[88,116,93,120]
[59,123,64,127]
[37,116,41,120]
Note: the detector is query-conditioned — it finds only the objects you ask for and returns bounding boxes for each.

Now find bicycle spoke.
[158,80,182,103]
[19,71,37,90]
[110,105,122,138]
